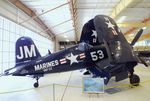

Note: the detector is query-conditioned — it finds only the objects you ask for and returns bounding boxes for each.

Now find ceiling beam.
[70,0,78,41]
[118,22,150,27]
[20,2,69,24]
[127,33,150,42]
[56,29,74,36]
[110,0,135,18]
[52,19,72,28]
[124,16,150,35]
[8,0,55,40]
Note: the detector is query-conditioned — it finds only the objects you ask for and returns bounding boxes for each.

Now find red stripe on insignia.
[80,56,85,59]
[60,61,66,64]
[79,53,85,56]
[60,58,67,64]
[79,53,85,59]
[112,30,118,35]
[60,58,66,62]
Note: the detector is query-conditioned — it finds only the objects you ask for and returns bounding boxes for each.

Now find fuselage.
[13,44,108,76]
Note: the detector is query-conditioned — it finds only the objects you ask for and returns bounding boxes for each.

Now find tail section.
[15,36,41,66]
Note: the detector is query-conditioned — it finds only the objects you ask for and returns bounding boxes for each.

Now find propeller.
[130,29,148,67]
[131,29,143,46]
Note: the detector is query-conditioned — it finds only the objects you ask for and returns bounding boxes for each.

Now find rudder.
[15,36,41,66]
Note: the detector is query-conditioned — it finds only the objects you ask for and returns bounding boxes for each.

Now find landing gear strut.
[127,62,140,86]
[34,77,39,88]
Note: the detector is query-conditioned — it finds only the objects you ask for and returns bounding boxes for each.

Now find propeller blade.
[131,29,143,46]
[139,57,148,67]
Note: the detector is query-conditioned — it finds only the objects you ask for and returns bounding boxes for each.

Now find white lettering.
[97,50,104,59]
[90,51,97,61]
[34,60,59,71]
[51,61,55,66]
[17,47,24,59]
[16,44,36,60]
[34,65,40,71]
[90,50,104,61]
[24,45,36,58]
[55,60,59,65]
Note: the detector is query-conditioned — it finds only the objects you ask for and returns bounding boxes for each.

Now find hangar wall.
[0,0,49,38]
[0,1,54,74]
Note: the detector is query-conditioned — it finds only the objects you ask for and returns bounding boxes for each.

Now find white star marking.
[75,47,78,50]
[104,17,109,21]
[66,53,78,65]
[105,17,118,35]
[91,31,97,38]
[105,20,115,29]
[91,31,97,43]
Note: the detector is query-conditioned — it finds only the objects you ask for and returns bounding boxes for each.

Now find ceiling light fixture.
[117,16,126,23]
[142,27,147,30]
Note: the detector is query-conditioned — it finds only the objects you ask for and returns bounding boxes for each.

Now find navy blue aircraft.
[1,15,146,88]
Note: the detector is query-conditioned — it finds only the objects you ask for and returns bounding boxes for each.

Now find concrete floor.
[0,64,150,101]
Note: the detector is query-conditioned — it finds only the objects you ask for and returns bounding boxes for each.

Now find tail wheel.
[129,74,140,86]
[34,76,39,88]
[34,82,39,88]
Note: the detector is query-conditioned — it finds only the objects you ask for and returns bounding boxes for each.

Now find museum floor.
[1,64,150,101]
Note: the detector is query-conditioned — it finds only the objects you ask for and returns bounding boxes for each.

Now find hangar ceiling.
[18,0,75,41]
[10,0,150,42]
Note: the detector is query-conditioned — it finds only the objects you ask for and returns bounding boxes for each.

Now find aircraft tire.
[34,83,39,88]
[130,74,140,86]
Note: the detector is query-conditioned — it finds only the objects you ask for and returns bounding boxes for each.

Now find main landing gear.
[127,62,140,86]
[129,74,140,86]
[34,77,39,88]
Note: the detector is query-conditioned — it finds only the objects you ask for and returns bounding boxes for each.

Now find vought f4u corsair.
[1,15,147,88]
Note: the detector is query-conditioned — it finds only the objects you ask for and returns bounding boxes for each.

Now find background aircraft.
[0,15,147,88]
